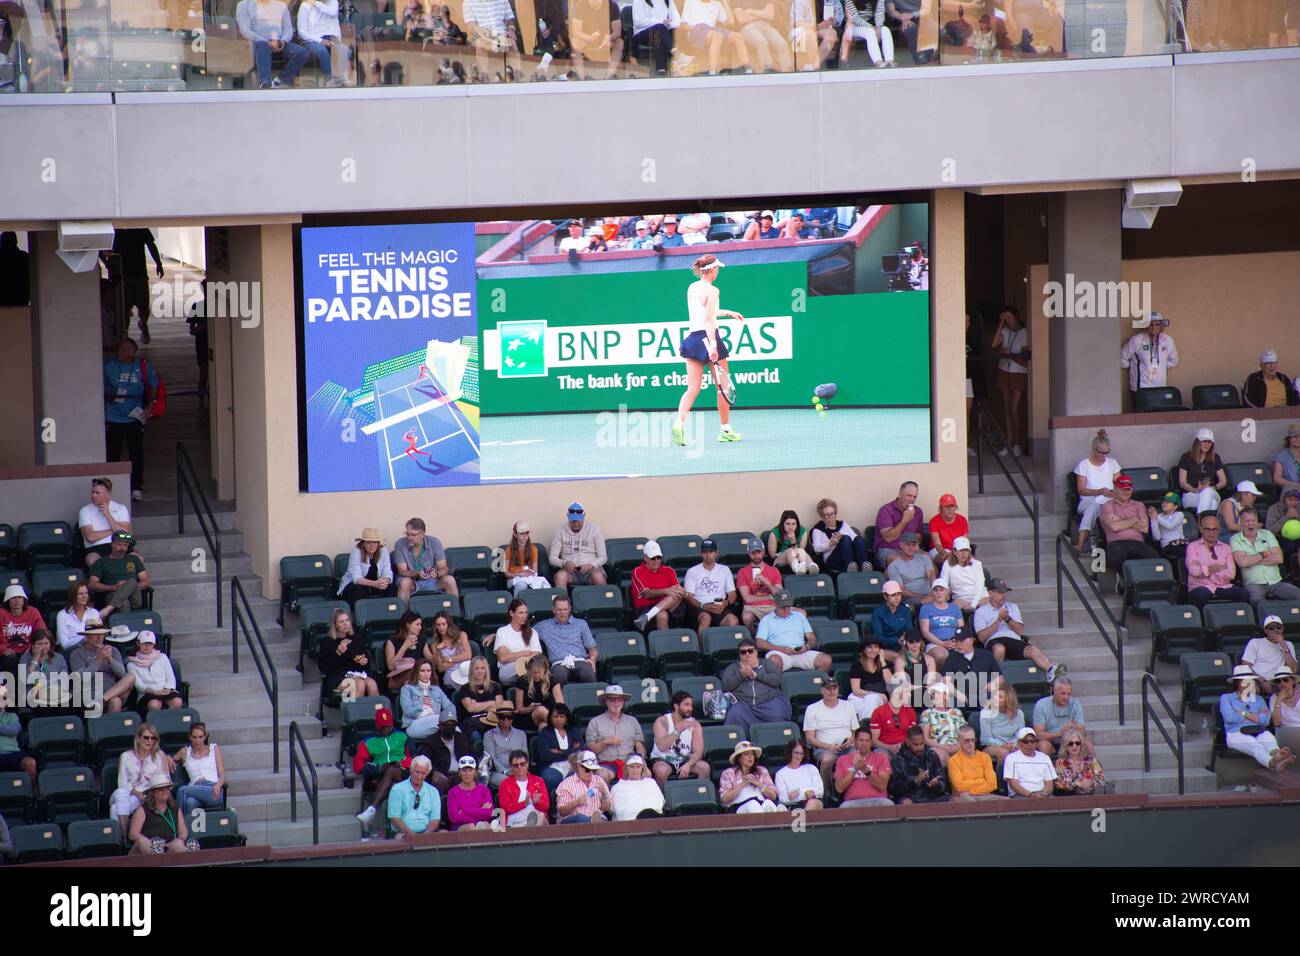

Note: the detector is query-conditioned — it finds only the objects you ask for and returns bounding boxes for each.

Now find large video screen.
[298,201,931,492]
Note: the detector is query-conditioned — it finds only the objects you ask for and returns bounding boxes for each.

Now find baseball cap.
[1236,480,1261,495]
[578,750,601,770]
[882,580,902,596]
[1196,428,1215,442]
[700,538,718,552]
[761,210,775,219]
[625,754,645,768]
[1261,350,1279,364]
[900,531,920,544]
[643,540,663,559]
[137,630,157,646]
[953,536,972,551]
[1162,491,1181,505]
[939,493,958,508]
[457,755,478,770]
[1114,475,1134,490]
[662,215,678,224]
[930,579,949,591]
[635,220,649,230]
[746,536,765,553]
[1016,727,1038,741]
[773,589,794,608]
[567,502,585,519]
[514,520,530,534]
[375,707,394,728]
[1263,615,1284,628]
[1284,488,1300,500]
[989,578,1012,593]
[566,218,581,227]
[952,625,974,642]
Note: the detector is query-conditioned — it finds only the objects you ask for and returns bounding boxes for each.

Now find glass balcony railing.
[0,0,1294,93]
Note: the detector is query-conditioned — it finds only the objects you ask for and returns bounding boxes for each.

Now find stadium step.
[214,735,339,772]
[230,787,360,824]
[1106,768,1219,795]
[131,510,240,536]
[237,813,367,848]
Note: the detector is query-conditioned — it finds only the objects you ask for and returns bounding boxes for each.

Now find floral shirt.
[920,707,967,746]
[1054,756,1105,792]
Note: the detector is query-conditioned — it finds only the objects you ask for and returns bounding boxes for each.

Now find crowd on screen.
[548,208,853,254]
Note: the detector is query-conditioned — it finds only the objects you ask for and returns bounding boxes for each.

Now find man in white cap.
[630,220,656,250]
[1243,616,1298,696]
[1002,727,1057,797]
[630,540,685,632]
[555,750,612,824]
[1230,508,1300,613]
[1244,349,1300,409]
[1120,311,1179,407]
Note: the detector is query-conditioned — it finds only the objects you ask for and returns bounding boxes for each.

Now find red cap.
[374,707,394,728]
[1114,475,1134,489]
[939,493,958,507]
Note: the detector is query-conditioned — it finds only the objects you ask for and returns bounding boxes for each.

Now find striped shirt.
[556,773,609,818]
[463,0,515,31]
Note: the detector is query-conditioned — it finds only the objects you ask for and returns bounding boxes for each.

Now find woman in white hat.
[127,773,194,854]
[338,528,394,603]
[718,740,780,813]
[504,520,550,596]
[1176,428,1227,515]
[128,630,183,710]
[1218,479,1260,535]
[0,584,47,672]
[610,753,665,821]
[1220,665,1295,771]
[936,538,987,612]
[1269,666,1300,729]
[447,756,494,830]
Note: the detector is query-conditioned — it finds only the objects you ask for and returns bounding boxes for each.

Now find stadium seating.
[338,696,391,763]
[460,591,511,639]
[26,715,87,768]
[1179,651,1233,724]
[111,609,169,653]
[750,721,800,767]
[670,676,721,716]
[1119,467,1170,506]
[151,708,202,750]
[701,626,747,672]
[595,631,648,683]
[562,683,608,725]
[0,524,14,569]
[1191,384,1242,410]
[187,807,247,848]
[1201,603,1257,659]
[0,771,35,826]
[707,531,760,569]
[520,586,566,622]
[37,766,98,824]
[629,679,670,720]
[647,629,702,682]
[571,584,626,631]
[781,573,837,617]
[17,521,75,571]
[1223,462,1275,501]
[353,596,407,643]
[408,592,460,625]
[1257,600,1300,641]
[1120,559,1179,622]
[7,823,65,864]
[605,537,649,584]
[66,819,125,858]
[657,535,702,573]
[297,598,350,666]
[781,670,830,719]
[812,619,859,666]
[278,554,334,623]
[664,779,717,816]
[32,567,84,619]
[1134,387,1187,413]
[1149,604,1208,671]
[999,661,1050,705]
[446,545,495,591]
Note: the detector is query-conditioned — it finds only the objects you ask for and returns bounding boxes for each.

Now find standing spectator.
[810,498,872,573]
[514,655,563,730]
[173,723,227,817]
[1,584,45,671]
[461,0,522,78]
[1243,617,1297,696]
[767,509,817,575]
[236,0,310,87]
[425,611,471,692]
[721,636,792,734]
[1031,677,1088,758]
[874,482,925,567]
[869,678,917,755]
[719,741,780,813]
[650,691,710,785]
[1054,729,1106,795]
[586,684,645,782]
[56,582,101,654]
[1220,666,1294,771]
[775,739,825,810]
[1265,488,1300,570]
[68,624,135,713]
[1273,425,1300,498]
[631,540,686,632]
[918,681,965,767]
[848,637,890,720]
[948,725,1000,800]
[682,539,740,632]
[337,528,394,603]
[0,685,36,784]
[503,520,549,595]
[803,677,859,793]
[990,305,1029,456]
[1243,349,1299,408]
[417,716,472,794]
[888,726,948,804]
[1231,509,1300,610]
[570,0,623,79]
[448,757,495,830]
[296,0,348,88]
[453,656,505,741]
[964,310,984,455]
[1072,429,1121,553]
[388,755,441,837]
[1099,475,1160,573]
[492,598,542,688]
[537,704,584,796]
[870,581,911,656]
[556,751,613,823]
[106,228,163,343]
[978,679,1023,767]
[400,660,456,741]
[534,594,598,685]
[1002,727,1056,797]
[737,536,783,629]
[631,0,680,75]
[835,726,893,807]
[185,282,210,414]
[87,531,149,618]
[1120,311,1178,407]
[482,702,527,788]
[385,611,426,691]
[732,0,793,71]
[757,590,831,672]
[104,338,157,502]
[394,517,458,600]
[1185,513,1251,608]
[1176,428,1228,515]
[353,707,412,829]
[885,532,935,606]
[127,631,182,711]
[918,581,961,665]
[78,477,131,568]
[973,580,1061,680]
[319,608,379,702]
[928,492,969,567]
[548,502,608,590]
[111,723,174,833]
[937,538,988,611]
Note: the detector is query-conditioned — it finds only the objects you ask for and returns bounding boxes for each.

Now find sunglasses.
[739,648,757,655]
[140,735,158,741]
[1278,677,1295,684]
[1067,741,1081,747]
[413,792,422,809]
[511,761,528,768]
[1021,738,1037,744]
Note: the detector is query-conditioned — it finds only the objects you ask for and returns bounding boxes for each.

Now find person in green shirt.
[88,531,150,618]
[1229,509,1300,611]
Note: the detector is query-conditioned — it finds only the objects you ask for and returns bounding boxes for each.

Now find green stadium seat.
[446,545,496,591]
[188,806,247,848]
[671,675,721,717]
[706,531,761,569]
[781,574,836,617]
[647,629,702,682]
[781,670,831,720]
[37,766,98,824]
[110,609,168,653]
[338,696,390,762]
[151,709,201,751]
[1000,661,1050,705]
[460,591,511,640]
[562,682,608,726]
[0,771,35,825]
[1257,600,1300,641]
[750,721,800,767]
[836,571,887,619]
[658,535,703,573]
[1119,467,1170,506]
[1223,462,1276,502]
[606,537,649,584]
[1208,703,1252,773]
[297,598,350,666]
[701,724,743,766]
[32,566,84,618]
[628,679,671,720]
[812,619,859,666]
[572,585,626,631]
[0,569,28,596]
[278,554,334,623]
[333,552,350,582]
[595,632,648,683]
[26,715,86,768]
[702,626,747,673]
[86,713,141,767]
[1149,604,1207,671]
[1134,386,1187,413]
[353,596,407,643]
[520,587,566,622]
[1120,559,1178,622]
[408,592,461,626]
[7,823,65,863]
[664,779,717,816]
[1179,651,1233,724]
[1202,603,1257,660]
[0,523,14,569]
[66,819,125,858]
[18,521,75,571]
[1192,384,1242,411]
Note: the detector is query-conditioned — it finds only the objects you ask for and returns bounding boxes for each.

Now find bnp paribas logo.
[497,320,546,378]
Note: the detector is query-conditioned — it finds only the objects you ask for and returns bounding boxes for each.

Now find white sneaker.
[131,490,143,501]
[356,805,376,826]
[632,612,649,631]
[997,447,1010,457]
[271,76,282,88]
[1012,445,1023,456]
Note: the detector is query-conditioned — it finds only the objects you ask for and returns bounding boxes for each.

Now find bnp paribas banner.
[478,263,929,414]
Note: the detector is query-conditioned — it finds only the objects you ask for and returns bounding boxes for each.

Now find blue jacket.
[399,682,456,728]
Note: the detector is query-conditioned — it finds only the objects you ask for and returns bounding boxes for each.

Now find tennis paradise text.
[306,250,471,323]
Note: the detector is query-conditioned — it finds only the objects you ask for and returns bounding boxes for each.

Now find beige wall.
[236,193,970,597]
[1028,250,1300,444]
[0,307,36,467]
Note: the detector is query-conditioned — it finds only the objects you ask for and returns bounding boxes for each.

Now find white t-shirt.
[683,563,735,604]
[775,763,824,805]
[973,601,1023,643]
[802,699,858,748]
[937,560,988,607]
[1073,457,1121,498]
[1269,694,1300,728]
[610,777,665,821]
[1243,638,1296,682]
[558,235,588,252]
[997,326,1028,374]
[494,624,541,682]
[78,500,131,547]
[1003,749,1058,794]
[683,0,725,26]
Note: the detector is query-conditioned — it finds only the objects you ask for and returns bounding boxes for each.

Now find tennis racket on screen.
[710,360,737,408]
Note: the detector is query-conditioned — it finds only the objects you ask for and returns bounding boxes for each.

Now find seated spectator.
[893,627,937,684]
[889,725,948,804]
[835,726,893,807]
[1244,617,1297,696]
[1054,728,1106,795]
[394,517,458,600]
[454,656,505,740]
[387,754,440,837]
[631,540,686,632]
[18,629,68,704]
[482,702,527,787]
[79,477,131,568]
[558,219,591,252]
[235,0,310,88]
[1231,509,1300,610]
[870,581,910,657]
[732,0,793,72]
[767,509,817,575]
[128,775,194,855]
[1185,513,1251,608]
[745,210,782,240]
[869,677,917,756]
[1220,665,1295,771]
[919,681,966,767]
[719,740,780,813]
[886,532,935,606]
[655,214,685,247]
[337,528,394,604]
[929,493,970,567]
[497,749,549,827]
[404,0,437,40]
[0,684,36,783]
[775,739,825,810]
[493,598,542,688]
[1219,480,1261,536]
[1,584,44,672]
[586,684,645,783]
[790,0,841,70]
[1149,491,1190,564]
[849,637,890,721]
[886,0,934,62]
[1100,475,1160,572]
[611,754,665,820]
[534,595,598,685]
[757,590,830,672]
[319,608,379,702]
[127,630,182,711]
[385,611,426,691]
[570,0,623,79]
[1032,677,1089,758]
[875,482,925,568]
[514,654,563,730]
[650,690,710,785]
[1003,727,1057,797]
[448,756,495,830]
[353,707,412,828]
[803,678,859,794]
[556,750,613,823]
[811,498,872,573]
[55,582,101,655]
[417,715,472,794]
[537,703,583,796]
[68,623,135,713]
[683,539,741,633]
[401,660,456,741]
[738,536,783,629]
[1244,349,1299,408]
[173,722,226,817]
[112,722,174,832]
[503,520,551,596]
[548,502,608,590]
[628,219,658,248]
[940,626,1001,711]
[1273,425,1300,499]
[973,580,1061,680]
[87,531,149,618]
[722,636,793,734]
[1265,488,1300,570]
[1073,429,1121,552]
[677,211,712,244]
[978,678,1024,767]
[936,538,988,611]
[1270,666,1299,729]
[948,724,1001,800]
[918,580,961,665]
[425,611,471,691]
[297,0,349,87]
[1177,429,1228,515]
[631,0,680,75]
[463,0,523,77]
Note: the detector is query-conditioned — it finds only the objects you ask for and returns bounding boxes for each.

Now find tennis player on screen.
[672,254,743,447]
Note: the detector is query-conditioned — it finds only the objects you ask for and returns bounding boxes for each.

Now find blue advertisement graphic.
[300,223,480,492]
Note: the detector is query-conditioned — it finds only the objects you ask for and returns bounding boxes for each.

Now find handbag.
[140,358,168,419]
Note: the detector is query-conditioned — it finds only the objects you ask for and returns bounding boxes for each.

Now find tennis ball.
[1283,519,1300,541]
[811,396,820,405]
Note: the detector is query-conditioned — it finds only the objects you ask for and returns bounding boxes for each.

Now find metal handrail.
[1055,533,1126,724]
[1141,673,1185,795]
[232,576,279,772]
[972,401,1040,583]
[289,720,319,845]
[176,441,223,627]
